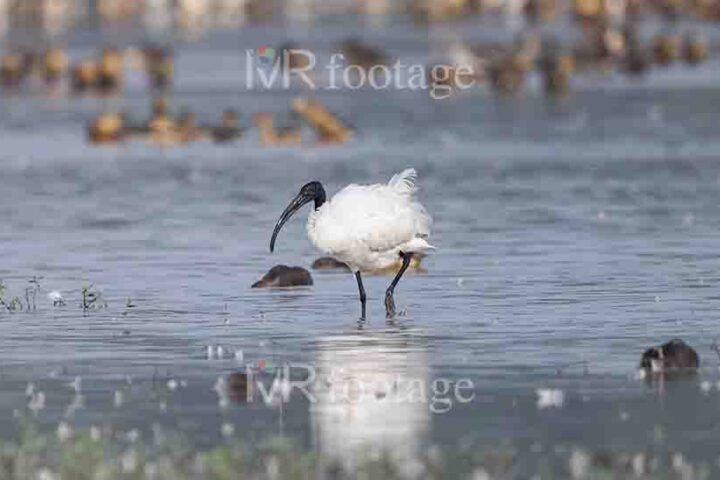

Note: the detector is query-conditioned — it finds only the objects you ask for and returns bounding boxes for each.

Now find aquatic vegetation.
[0,280,25,313]
[81,284,107,313]
[0,422,713,480]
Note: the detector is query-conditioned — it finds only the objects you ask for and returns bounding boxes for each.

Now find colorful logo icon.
[257,46,276,66]
[256,359,275,373]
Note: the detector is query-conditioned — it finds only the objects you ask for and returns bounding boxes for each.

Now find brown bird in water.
[312,257,351,271]
[227,372,250,403]
[291,98,352,144]
[0,53,28,88]
[177,111,206,143]
[653,33,681,66]
[640,339,699,375]
[144,45,174,90]
[211,109,243,143]
[71,59,98,93]
[340,38,387,70]
[88,112,125,144]
[252,265,313,288]
[147,98,180,145]
[41,47,69,86]
[97,47,124,94]
[540,51,575,96]
[682,33,708,66]
[254,112,302,147]
[312,254,426,274]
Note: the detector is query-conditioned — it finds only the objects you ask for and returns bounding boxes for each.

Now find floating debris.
[206,344,229,360]
[67,376,81,393]
[220,422,235,437]
[536,389,565,409]
[113,390,124,408]
[28,391,46,415]
[56,422,73,442]
[47,290,65,307]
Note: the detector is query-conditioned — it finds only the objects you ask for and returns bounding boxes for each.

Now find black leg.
[385,252,413,318]
[355,271,367,320]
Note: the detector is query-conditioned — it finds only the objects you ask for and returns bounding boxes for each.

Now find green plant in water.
[0,280,23,313]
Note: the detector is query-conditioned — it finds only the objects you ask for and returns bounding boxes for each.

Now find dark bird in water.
[88,112,125,144]
[640,339,699,375]
[254,112,301,146]
[144,45,174,90]
[1,53,29,88]
[97,47,124,94]
[252,265,313,288]
[340,38,387,70]
[227,372,250,403]
[41,47,68,86]
[71,59,98,93]
[683,33,708,66]
[312,257,351,271]
[211,109,243,143]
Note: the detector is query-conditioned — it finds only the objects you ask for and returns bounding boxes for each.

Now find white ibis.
[269,168,433,319]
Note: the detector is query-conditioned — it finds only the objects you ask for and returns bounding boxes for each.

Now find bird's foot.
[384,291,396,318]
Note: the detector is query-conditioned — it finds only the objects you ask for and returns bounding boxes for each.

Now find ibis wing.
[323,183,431,254]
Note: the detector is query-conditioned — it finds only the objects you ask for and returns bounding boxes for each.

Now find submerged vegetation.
[0,422,713,480]
[0,279,107,314]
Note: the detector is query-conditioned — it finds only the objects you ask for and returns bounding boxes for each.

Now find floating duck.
[97,47,124,94]
[71,59,98,93]
[144,45,174,90]
[291,98,352,144]
[211,109,243,143]
[412,0,472,22]
[277,42,312,71]
[312,254,426,274]
[0,53,26,88]
[147,98,180,145]
[88,112,125,144]
[640,339,699,375]
[254,112,302,147]
[177,111,206,143]
[340,38,387,70]
[540,52,575,95]
[251,265,313,288]
[311,257,351,271]
[653,33,680,66]
[41,47,68,86]
[622,24,649,76]
[487,34,539,95]
[682,33,708,66]
[227,372,250,404]
[524,0,557,23]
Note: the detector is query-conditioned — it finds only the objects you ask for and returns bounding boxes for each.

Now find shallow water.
[2,23,720,477]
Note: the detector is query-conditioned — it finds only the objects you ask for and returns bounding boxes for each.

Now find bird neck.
[314,184,326,210]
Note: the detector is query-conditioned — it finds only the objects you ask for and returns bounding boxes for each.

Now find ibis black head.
[270,181,326,253]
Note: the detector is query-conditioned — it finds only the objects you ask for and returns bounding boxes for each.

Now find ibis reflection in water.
[269,169,433,319]
[312,335,430,474]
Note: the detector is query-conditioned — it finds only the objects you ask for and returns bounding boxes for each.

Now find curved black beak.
[270,192,314,252]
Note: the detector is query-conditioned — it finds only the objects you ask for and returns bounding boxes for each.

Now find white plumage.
[269,168,433,318]
[307,168,433,272]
